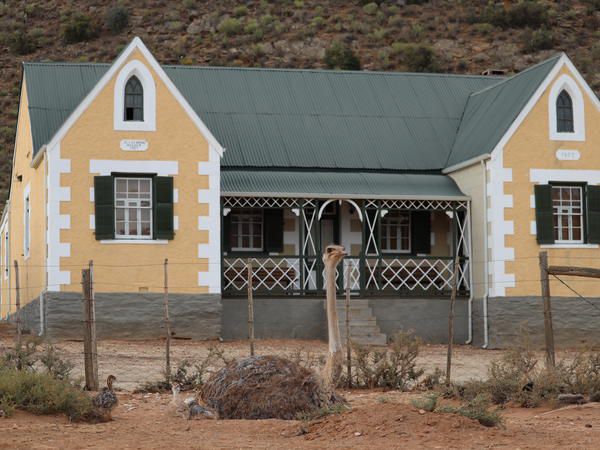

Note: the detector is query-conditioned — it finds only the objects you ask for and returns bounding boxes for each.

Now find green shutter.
[263,208,283,253]
[223,213,232,252]
[534,184,554,244]
[94,176,114,240]
[587,185,600,244]
[153,177,174,240]
[411,211,431,255]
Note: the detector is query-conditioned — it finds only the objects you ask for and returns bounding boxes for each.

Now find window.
[114,177,152,239]
[556,90,574,133]
[380,211,410,253]
[230,209,263,251]
[24,194,30,258]
[552,185,583,243]
[124,76,144,121]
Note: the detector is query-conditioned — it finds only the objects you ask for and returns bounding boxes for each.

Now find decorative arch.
[114,59,156,132]
[548,74,585,141]
[318,199,363,222]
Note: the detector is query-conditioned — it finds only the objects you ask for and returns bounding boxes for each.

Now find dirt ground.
[0,333,599,449]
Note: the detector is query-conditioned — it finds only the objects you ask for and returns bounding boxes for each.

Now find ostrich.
[171,382,216,420]
[93,375,118,421]
[321,244,347,388]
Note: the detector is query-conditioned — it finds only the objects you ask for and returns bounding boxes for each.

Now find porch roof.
[221,170,468,200]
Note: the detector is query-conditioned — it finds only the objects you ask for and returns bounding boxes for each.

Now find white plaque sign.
[120,139,148,151]
[555,149,580,161]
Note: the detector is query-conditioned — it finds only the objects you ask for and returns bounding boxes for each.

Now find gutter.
[30,145,46,169]
[442,154,491,174]
[481,159,489,349]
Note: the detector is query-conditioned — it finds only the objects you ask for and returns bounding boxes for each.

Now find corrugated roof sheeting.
[447,55,561,167]
[221,170,467,199]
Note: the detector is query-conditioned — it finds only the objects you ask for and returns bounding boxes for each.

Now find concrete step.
[343,334,387,346]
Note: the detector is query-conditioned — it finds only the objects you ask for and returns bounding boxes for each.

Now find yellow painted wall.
[59,49,213,294]
[2,79,47,314]
[504,66,600,296]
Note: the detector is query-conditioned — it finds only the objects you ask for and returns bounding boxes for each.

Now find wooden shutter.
[263,208,283,253]
[153,177,174,240]
[534,184,554,244]
[411,211,431,255]
[222,213,232,252]
[94,176,114,240]
[587,185,600,244]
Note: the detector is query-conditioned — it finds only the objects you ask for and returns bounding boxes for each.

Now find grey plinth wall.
[473,296,600,349]
[369,298,469,344]
[17,292,221,340]
[221,298,327,340]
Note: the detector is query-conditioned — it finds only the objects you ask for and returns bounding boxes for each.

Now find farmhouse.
[2,37,600,347]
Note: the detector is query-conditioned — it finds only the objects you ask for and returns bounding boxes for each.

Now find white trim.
[221,192,470,201]
[89,159,178,176]
[42,37,224,158]
[548,74,585,141]
[100,239,168,245]
[114,60,156,132]
[530,168,600,184]
[89,188,95,202]
[23,183,31,259]
[443,153,491,174]
[541,243,599,249]
[530,221,537,235]
[46,143,71,291]
[89,215,95,230]
[317,199,363,222]
[173,188,179,203]
[173,216,179,231]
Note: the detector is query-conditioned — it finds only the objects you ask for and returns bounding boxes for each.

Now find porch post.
[451,203,458,295]
[220,200,225,294]
[359,200,367,297]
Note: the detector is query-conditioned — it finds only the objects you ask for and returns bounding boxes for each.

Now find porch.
[220,172,472,298]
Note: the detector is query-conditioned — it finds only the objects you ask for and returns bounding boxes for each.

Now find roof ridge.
[23,60,503,80]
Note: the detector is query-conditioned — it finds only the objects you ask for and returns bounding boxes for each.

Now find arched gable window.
[556,90,574,133]
[124,76,144,121]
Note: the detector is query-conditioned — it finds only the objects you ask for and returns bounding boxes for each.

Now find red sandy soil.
[0,390,599,449]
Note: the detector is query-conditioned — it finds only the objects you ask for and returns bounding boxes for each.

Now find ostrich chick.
[93,375,119,421]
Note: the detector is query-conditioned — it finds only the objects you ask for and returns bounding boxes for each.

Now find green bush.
[363,2,379,15]
[218,17,243,36]
[8,29,37,55]
[233,5,248,17]
[485,1,549,29]
[411,393,438,412]
[324,41,361,70]
[244,19,264,40]
[63,12,97,44]
[105,6,129,34]
[437,394,503,427]
[393,43,439,73]
[523,28,554,53]
[0,369,97,421]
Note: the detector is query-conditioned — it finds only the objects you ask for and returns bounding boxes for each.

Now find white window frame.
[549,74,585,142]
[23,183,31,259]
[114,177,153,240]
[552,185,584,244]
[114,60,156,132]
[230,209,263,252]
[380,211,411,254]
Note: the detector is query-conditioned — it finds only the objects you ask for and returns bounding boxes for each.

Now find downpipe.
[481,159,489,349]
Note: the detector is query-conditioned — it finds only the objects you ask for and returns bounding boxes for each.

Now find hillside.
[1,0,599,205]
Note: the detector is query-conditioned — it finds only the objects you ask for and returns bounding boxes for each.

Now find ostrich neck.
[325,261,342,354]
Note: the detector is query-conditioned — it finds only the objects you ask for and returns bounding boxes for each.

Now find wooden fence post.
[13,260,21,350]
[345,262,352,388]
[539,251,556,368]
[82,263,98,391]
[446,254,460,385]
[247,259,255,356]
[163,258,171,383]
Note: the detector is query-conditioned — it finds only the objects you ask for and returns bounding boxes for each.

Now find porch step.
[336,300,387,347]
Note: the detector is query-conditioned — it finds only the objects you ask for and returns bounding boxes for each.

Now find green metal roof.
[22,54,564,175]
[221,170,467,200]
[447,55,560,167]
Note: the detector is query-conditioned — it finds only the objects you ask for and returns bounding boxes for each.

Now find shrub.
[437,394,503,427]
[363,2,378,15]
[8,29,37,55]
[411,393,438,412]
[485,1,549,29]
[352,331,424,390]
[244,19,264,40]
[39,344,74,381]
[523,28,554,53]
[63,12,96,44]
[218,17,243,36]
[233,5,248,17]
[0,369,97,421]
[324,41,361,70]
[105,6,129,34]
[393,43,439,73]
[1,338,41,371]
[422,367,445,390]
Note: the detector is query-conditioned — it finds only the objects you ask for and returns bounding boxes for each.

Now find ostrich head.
[106,375,117,390]
[322,244,347,268]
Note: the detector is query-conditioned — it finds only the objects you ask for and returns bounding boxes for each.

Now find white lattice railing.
[364,257,470,293]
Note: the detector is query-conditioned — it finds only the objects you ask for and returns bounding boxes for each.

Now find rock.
[586,423,592,428]
[558,394,586,405]
[354,431,362,437]
[187,16,217,34]
[419,409,426,415]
